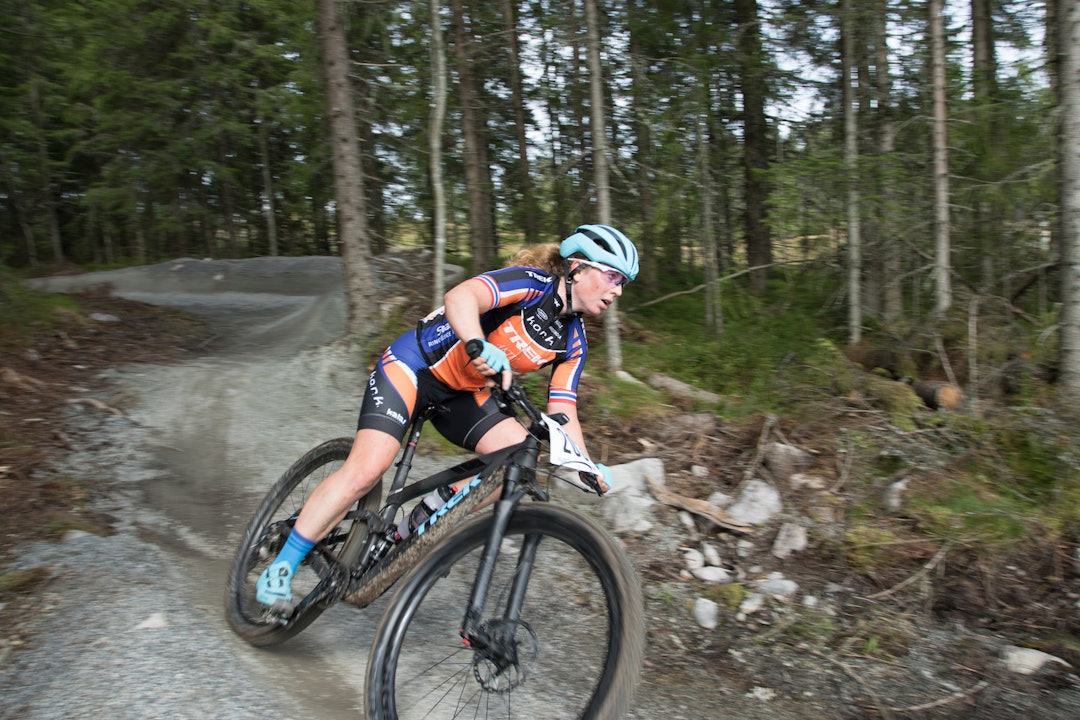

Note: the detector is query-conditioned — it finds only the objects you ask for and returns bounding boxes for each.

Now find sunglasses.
[575,259,630,287]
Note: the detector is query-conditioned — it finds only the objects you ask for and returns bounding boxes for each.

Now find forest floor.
[2,272,1079,719]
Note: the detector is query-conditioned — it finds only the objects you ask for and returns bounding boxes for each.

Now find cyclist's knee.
[473,418,527,454]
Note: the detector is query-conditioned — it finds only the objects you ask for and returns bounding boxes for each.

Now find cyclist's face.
[570,261,625,315]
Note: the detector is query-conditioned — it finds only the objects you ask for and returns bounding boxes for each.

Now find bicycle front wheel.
[225,437,381,647]
[365,504,645,720]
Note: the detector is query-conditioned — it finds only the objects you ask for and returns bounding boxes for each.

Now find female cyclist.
[256,224,639,606]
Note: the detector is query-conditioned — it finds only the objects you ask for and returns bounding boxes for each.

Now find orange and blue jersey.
[416,266,587,404]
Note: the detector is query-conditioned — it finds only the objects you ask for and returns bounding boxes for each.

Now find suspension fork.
[460,436,540,646]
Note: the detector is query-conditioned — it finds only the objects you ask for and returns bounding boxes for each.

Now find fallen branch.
[888,680,990,712]
[811,651,894,720]
[864,543,950,601]
[645,477,753,535]
[739,413,777,489]
[1,367,48,392]
[65,397,126,417]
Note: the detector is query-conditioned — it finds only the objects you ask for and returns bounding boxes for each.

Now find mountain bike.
[224,375,645,720]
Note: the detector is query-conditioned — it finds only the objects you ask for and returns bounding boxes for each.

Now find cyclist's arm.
[547,399,609,492]
[444,279,507,387]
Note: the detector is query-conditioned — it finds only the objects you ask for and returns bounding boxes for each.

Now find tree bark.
[449,0,496,269]
[874,3,902,327]
[315,0,379,347]
[842,0,862,345]
[430,0,449,307]
[734,0,771,295]
[584,0,624,372]
[1059,0,1080,397]
[929,0,952,316]
[501,0,538,245]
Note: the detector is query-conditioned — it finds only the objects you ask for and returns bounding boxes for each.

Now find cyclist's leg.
[431,388,528,506]
[258,345,418,605]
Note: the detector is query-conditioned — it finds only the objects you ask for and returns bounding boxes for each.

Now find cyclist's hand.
[467,338,511,390]
[596,463,613,492]
[579,463,612,494]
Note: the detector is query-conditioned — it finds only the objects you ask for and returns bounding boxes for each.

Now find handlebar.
[466,338,605,496]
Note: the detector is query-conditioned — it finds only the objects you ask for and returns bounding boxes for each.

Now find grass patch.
[0,272,80,348]
[0,567,52,595]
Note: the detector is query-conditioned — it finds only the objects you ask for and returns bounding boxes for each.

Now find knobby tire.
[224,437,380,647]
[365,504,645,720]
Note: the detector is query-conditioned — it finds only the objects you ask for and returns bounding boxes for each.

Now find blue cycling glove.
[596,463,613,487]
[474,339,510,375]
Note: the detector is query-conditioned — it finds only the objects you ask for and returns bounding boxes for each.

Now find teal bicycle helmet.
[559,225,639,281]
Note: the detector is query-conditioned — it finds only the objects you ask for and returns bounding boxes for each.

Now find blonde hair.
[505,243,564,276]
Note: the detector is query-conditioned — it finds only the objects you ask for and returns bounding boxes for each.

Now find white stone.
[736,540,756,558]
[1002,646,1071,675]
[789,472,827,490]
[884,479,909,512]
[746,686,777,702]
[707,490,733,508]
[691,566,733,584]
[726,480,783,526]
[772,523,809,559]
[682,548,706,570]
[135,613,169,630]
[702,542,722,567]
[755,578,799,599]
[739,593,765,615]
[693,598,719,630]
[691,465,710,478]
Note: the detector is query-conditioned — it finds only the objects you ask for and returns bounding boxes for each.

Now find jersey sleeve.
[474,267,551,312]
[547,317,587,404]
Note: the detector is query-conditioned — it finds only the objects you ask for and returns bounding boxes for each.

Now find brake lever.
[579,472,606,497]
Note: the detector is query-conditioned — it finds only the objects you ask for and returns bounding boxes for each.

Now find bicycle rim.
[366,505,644,720]
[225,437,380,646]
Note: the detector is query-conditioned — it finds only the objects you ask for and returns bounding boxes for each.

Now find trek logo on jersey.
[500,323,546,364]
[525,270,554,284]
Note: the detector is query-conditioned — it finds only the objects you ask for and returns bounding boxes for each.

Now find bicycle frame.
[344,385,553,650]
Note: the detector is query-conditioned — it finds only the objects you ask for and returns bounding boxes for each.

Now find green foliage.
[905,412,1080,544]
[0,271,78,346]
[624,267,845,419]
[702,582,745,611]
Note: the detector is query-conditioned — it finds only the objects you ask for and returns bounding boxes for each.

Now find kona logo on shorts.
[368,375,384,408]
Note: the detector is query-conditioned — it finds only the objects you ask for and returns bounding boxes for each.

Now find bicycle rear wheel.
[365,504,644,720]
[224,437,381,647]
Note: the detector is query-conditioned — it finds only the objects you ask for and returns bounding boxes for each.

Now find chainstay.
[343,470,506,609]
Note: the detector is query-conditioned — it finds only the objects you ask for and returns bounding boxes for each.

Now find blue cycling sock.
[277,529,316,573]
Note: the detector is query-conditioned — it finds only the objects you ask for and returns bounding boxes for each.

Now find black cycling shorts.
[356,335,512,451]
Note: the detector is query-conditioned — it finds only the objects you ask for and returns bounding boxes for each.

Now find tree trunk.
[584,0,624,372]
[501,0,538,245]
[929,0,952,316]
[316,0,379,347]
[257,109,279,256]
[430,0,449,307]
[449,0,495,269]
[875,3,902,326]
[699,107,721,339]
[734,0,771,295]
[843,0,862,344]
[1059,0,1080,397]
